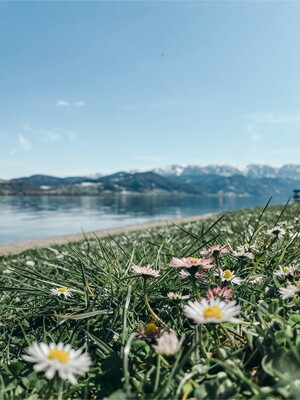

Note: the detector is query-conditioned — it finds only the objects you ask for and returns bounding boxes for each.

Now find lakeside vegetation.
[0,202,299,399]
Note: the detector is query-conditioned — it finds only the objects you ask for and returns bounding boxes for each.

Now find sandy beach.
[0,212,217,256]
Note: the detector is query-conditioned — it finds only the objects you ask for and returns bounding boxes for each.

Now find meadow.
[0,200,299,399]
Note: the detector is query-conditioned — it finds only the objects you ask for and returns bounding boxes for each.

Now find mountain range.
[1,164,299,197]
[155,163,300,180]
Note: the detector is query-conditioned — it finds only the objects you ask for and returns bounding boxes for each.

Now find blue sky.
[1,1,300,179]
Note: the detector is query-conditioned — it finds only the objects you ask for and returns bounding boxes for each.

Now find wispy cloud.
[44,130,61,141]
[18,134,31,150]
[55,128,77,141]
[245,124,261,143]
[22,125,77,143]
[56,100,69,107]
[74,101,85,107]
[9,126,77,156]
[247,112,300,125]
[56,100,85,107]
[9,133,32,155]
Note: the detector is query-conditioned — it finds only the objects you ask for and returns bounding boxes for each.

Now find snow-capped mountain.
[277,164,300,180]
[154,164,300,181]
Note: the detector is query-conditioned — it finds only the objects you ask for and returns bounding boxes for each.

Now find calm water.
[0,195,287,244]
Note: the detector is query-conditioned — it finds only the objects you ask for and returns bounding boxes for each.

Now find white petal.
[45,367,57,380]
[33,361,49,372]
[64,371,78,385]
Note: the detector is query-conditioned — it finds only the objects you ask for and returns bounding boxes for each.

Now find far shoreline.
[0,212,218,256]
[0,192,253,197]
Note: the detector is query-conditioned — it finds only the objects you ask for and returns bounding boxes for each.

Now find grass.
[0,201,299,399]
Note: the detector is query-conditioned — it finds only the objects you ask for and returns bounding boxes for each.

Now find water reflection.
[0,195,286,244]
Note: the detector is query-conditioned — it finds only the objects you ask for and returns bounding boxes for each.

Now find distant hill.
[1,164,299,197]
[0,172,196,196]
[9,174,94,188]
[94,171,198,194]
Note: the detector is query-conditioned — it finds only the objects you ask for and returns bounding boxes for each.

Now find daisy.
[200,245,229,258]
[279,283,300,300]
[206,286,233,300]
[232,244,255,260]
[167,292,190,301]
[132,265,160,278]
[266,226,286,239]
[248,275,264,285]
[170,257,214,270]
[184,298,242,324]
[23,342,92,385]
[220,269,244,285]
[50,287,74,298]
[179,270,206,280]
[274,265,298,278]
[152,331,182,357]
[25,260,35,267]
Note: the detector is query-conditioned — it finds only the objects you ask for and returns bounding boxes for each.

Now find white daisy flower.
[232,244,255,260]
[200,244,229,258]
[179,270,190,279]
[184,298,242,324]
[248,275,264,284]
[206,286,233,300]
[170,257,214,270]
[220,269,244,285]
[132,265,160,278]
[266,226,286,239]
[279,283,300,300]
[25,260,35,267]
[3,268,13,274]
[152,331,182,356]
[167,292,190,301]
[179,270,206,280]
[274,265,298,278]
[50,287,74,298]
[23,342,92,385]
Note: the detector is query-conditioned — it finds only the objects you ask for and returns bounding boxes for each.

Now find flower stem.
[198,324,207,359]
[44,378,54,400]
[212,325,221,350]
[191,325,201,364]
[153,354,161,393]
[57,379,64,400]
[143,277,167,328]
[189,274,200,300]
[215,256,223,286]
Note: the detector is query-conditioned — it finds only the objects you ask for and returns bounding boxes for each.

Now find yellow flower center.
[283,267,290,274]
[57,287,68,293]
[223,270,233,279]
[188,257,199,263]
[244,243,250,250]
[250,276,257,281]
[203,306,223,319]
[48,349,70,363]
[296,282,300,289]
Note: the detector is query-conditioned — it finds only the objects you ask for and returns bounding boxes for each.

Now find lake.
[0,195,288,244]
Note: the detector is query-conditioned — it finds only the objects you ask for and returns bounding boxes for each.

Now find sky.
[1,1,300,179]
